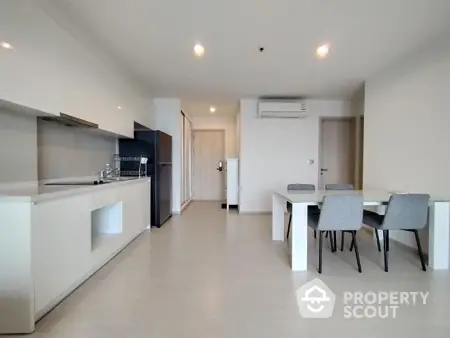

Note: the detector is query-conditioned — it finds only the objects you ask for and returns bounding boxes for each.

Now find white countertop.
[275,189,450,204]
[0,177,151,203]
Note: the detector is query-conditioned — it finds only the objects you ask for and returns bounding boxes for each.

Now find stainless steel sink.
[104,177,138,182]
[45,181,111,186]
[44,176,137,186]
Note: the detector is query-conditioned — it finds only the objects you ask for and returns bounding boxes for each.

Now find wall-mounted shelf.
[91,202,123,251]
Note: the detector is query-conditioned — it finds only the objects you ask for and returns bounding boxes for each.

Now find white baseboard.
[180,198,192,212]
[191,199,223,201]
[171,207,181,214]
[238,211,272,215]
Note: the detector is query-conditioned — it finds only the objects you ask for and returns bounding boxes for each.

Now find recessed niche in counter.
[91,202,123,251]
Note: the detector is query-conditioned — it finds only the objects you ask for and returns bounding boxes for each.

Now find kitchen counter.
[0,177,149,202]
[0,177,151,334]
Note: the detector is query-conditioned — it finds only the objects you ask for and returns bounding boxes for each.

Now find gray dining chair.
[325,184,354,190]
[359,193,430,272]
[286,184,319,240]
[324,184,355,252]
[308,194,363,273]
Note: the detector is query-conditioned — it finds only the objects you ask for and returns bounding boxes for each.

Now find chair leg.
[325,231,329,238]
[386,230,390,251]
[413,230,427,271]
[349,236,355,252]
[286,214,292,240]
[329,230,335,252]
[374,229,381,252]
[352,231,362,273]
[383,230,389,272]
[318,231,323,274]
[333,231,337,252]
[340,231,345,252]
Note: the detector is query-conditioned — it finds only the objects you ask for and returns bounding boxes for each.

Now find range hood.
[38,113,98,128]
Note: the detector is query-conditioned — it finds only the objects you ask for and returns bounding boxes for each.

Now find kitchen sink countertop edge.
[0,176,151,203]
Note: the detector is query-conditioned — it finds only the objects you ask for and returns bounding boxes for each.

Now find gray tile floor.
[17,202,450,337]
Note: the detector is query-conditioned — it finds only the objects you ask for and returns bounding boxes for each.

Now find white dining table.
[272,189,450,271]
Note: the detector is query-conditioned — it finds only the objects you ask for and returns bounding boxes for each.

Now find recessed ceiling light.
[117,106,122,110]
[316,44,330,59]
[1,41,13,50]
[193,44,205,57]
[210,106,216,113]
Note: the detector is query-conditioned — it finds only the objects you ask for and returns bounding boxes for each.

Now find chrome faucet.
[99,167,120,181]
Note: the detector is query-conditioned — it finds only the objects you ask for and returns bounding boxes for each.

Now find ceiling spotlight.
[194,44,205,57]
[316,44,330,59]
[0,41,13,50]
[210,106,216,113]
[117,106,122,110]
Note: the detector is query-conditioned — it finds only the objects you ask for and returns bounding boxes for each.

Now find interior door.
[319,119,354,188]
[192,130,225,200]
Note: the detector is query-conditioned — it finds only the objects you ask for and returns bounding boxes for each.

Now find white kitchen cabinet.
[0,2,70,116]
[0,178,150,334]
[0,1,143,138]
[31,180,149,319]
[98,109,133,138]
[131,97,155,131]
[31,193,91,317]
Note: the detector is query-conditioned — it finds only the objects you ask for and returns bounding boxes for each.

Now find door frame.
[192,129,226,201]
[318,116,358,189]
[355,115,364,190]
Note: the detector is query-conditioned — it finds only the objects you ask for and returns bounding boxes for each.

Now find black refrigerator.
[119,127,172,228]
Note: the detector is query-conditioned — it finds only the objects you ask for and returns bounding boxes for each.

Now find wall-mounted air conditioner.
[258,100,307,119]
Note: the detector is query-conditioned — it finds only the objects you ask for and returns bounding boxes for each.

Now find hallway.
[20,202,450,337]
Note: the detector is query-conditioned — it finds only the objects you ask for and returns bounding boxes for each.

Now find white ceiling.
[42,0,450,103]
[182,100,239,117]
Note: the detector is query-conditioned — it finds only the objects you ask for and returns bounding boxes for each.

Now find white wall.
[364,41,450,251]
[239,99,351,212]
[153,98,182,214]
[0,109,37,183]
[236,112,241,157]
[191,116,238,158]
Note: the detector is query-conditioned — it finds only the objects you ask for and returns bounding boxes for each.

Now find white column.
[428,202,450,270]
[272,194,285,241]
[291,203,308,271]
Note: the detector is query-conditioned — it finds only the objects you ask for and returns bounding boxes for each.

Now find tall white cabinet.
[0,1,151,138]
[226,158,239,209]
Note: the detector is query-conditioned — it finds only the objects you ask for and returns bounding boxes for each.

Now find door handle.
[320,168,328,172]
[217,160,224,172]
